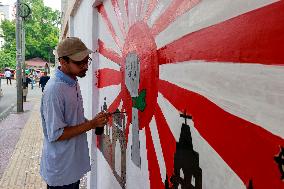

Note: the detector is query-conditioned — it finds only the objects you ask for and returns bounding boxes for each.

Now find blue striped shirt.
[40,68,90,186]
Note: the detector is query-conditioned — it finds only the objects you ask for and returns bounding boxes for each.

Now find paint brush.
[110,111,127,115]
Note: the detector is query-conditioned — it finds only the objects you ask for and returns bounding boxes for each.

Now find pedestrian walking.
[29,74,35,90]
[0,78,3,97]
[23,74,32,102]
[39,71,50,92]
[40,37,110,189]
[4,69,12,85]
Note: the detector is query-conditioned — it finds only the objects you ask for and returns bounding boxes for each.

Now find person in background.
[4,69,12,85]
[29,73,34,90]
[40,37,110,189]
[23,74,32,102]
[39,72,50,92]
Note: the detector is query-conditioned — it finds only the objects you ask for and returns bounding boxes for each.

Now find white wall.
[72,1,99,188]
[63,0,284,188]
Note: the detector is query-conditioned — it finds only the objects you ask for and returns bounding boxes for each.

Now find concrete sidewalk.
[0,96,87,189]
[0,99,46,189]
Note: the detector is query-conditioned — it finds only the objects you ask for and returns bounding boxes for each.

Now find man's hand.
[57,111,110,141]
[90,111,110,129]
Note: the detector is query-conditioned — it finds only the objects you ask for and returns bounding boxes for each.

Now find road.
[0,78,17,118]
[0,78,42,119]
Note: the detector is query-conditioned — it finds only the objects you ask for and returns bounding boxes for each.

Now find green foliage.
[0,50,16,69]
[0,0,60,69]
[0,20,16,69]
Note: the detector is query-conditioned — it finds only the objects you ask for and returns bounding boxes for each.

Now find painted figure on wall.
[165,112,202,189]
[125,52,143,168]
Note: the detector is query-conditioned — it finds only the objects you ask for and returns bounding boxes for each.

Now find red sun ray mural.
[97,68,121,88]
[150,0,200,37]
[95,0,284,189]
[158,79,284,189]
[157,1,284,65]
[98,39,122,66]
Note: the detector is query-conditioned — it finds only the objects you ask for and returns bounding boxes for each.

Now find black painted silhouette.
[274,146,284,180]
[165,110,202,189]
[247,179,253,189]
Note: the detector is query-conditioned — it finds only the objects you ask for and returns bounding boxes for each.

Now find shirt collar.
[55,67,77,87]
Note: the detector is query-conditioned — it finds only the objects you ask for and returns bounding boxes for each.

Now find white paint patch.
[128,0,137,28]
[160,62,284,138]
[133,0,139,25]
[190,121,246,189]
[99,54,121,71]
[118,100,123,111]
[180,169,184,179]
[149,117,167,182]
[104,126,107,135]
[109,125,113,141]
[115,140,122,177]
[97,150,122,189]
[104,0,125,46]
[98,13,122,56]
[126,125,150,189]
[118,0,129,33]
[98,84,121,111]
[135,0,140,23]
[156,0,278,48]
[157,92,184,141]
[141,0,149,21]
[147,0,172,27]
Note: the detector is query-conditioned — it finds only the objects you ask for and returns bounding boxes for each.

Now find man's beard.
[78,70,87,78]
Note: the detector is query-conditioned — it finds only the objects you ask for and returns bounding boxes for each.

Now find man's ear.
[59,58,68,66]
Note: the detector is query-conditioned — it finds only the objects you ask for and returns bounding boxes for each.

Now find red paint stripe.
[145,126,165,189]
[124,0,129,18]
[111,0,127,38]
[97,68,121,88]
[151,0,200,37]
[143,0,158,22]
[154,104,176,179]
[98,39,122,66]
[107,91,122,113]
[158,79,284,188]
[97,4,123,50]
[157,1,284,65]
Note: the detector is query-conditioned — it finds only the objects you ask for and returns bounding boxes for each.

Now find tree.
[0,51,16,69]
[0,0,60,69]
[0,20,16,69]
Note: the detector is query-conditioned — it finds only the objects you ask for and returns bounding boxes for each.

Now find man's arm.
[57,112,109,141]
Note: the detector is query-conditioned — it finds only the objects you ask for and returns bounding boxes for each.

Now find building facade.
[0,1,12,49]
[61,0,284,189]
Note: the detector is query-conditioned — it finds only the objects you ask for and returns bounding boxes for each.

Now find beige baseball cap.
[57,37,93,61]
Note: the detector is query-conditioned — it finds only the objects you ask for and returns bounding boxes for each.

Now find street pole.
[22,20,27,102]
[22,22,25,82]
[16,0,23,112]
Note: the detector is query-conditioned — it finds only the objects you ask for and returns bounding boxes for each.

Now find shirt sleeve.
[42,91,67,142]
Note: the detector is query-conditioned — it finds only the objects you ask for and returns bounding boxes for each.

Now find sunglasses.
[71,57,92,67]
